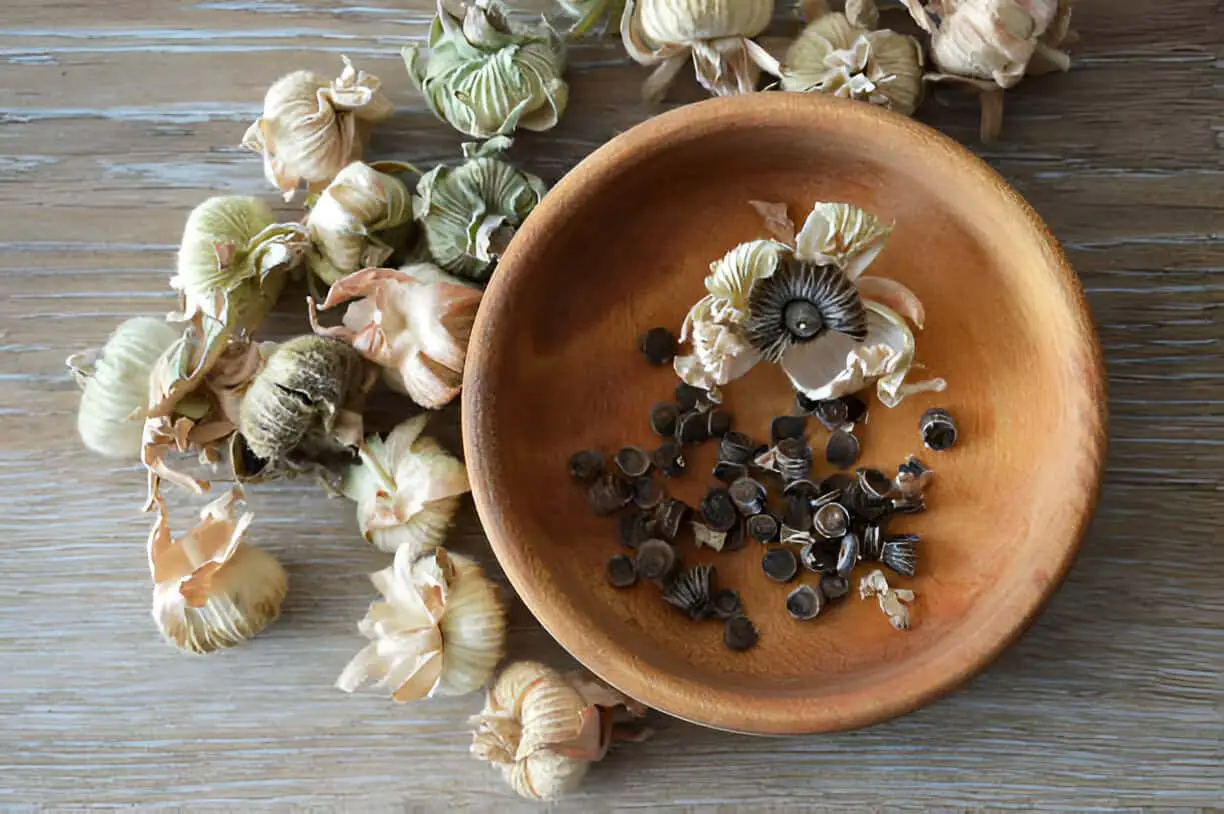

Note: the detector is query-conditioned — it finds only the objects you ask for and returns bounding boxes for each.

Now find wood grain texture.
[0,0,1220,808]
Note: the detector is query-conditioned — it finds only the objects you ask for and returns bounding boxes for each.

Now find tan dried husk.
[859,568,915,630]
[621,0,777,102]
[147,487,287,654]
[336,546,506,701]
[470,661,648,801]
[306,161,417,285]
[242,56,394,201]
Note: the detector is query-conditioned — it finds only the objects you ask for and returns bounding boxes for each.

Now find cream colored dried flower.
[405,0,568,139]
[859,568,915,630]
[414,139,548,282]
[471,661,649,801]
[307,161,417,286]
[148,487,288,654]
[340,414,470,556]
[900,0,1074,141]
[337,547,506,701]
[771,0,924,116]
[621,0,777,102]
[308,263,482,409]
[242,56,394,201]
[69,316,181,459]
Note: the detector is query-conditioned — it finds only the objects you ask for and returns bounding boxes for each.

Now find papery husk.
[148,487,287,654]
[859,567,916,630]
[413,139,547,282]
[307,161,417,286]
[308,263,482,409]
[621,0,777,102]
[339,413,470,556]
[405,0,568,139]
[336,547,506,701]
[242,56,394,201]
[69,317,181,459]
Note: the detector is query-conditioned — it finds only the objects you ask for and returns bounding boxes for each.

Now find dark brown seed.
[819,574,850,600]
[675,383,708,411]
[800,540,839,575]
[775,436,812,481]
[808,396,849,429]
[718,431,756,464]
[639,327,677,365]
[568,449,604,484]
[843,482,888,522]
[861,521,885,560]
[723,615,758,652]
[663,563,715,619]
[650,441,685,477]
[676,410,709,445]
[706,409,733,438]
[649,402,681,437]
[786,584,824,620]
[841,395,867,424]
[636,539,678,583]
[722,521,747,552]
[712,588,741,618]
[813,502,850,538]
[857,467,894,500]
[589,475,631,515]
[651,498,691,541]
[836,532,859,576]
[618,510,651,549]
[821,472,854,496]
[770,415,807,445]
[606,554,638,588]
[825,430,860,469]
[783,478,819,500]
[632,477,664,510]
[746,513,779,543]
[712,460,747,483]
[898,455,930,480]
[762,547,799,583]
[728,477,766,515]
[920,407,958,451]
[780,525,815,546]
[614,446,651,478]
[784,492,813,531]
[700,488,738,532]
[881,534,919,577]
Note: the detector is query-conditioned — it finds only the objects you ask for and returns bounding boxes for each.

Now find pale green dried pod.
[413,139,548,282]
[404,0,568,140]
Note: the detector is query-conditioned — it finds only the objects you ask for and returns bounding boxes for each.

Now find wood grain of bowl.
[463,93,1106,735]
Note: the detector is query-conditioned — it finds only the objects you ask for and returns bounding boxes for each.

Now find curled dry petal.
[307,161,417,285]
[794,201,893,280]
[242,56,394,201]
[855,275,926,329]
[858,567,915,630]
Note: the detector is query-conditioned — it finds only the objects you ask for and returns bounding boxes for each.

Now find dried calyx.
[621,0,777,102]
[899,0,1075,141]
[337,546,506,701]
[406,0,568,139]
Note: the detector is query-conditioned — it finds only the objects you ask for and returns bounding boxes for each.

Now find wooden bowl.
[463,93,1106,735]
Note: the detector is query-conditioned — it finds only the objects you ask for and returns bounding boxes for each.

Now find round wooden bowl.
[463,93,1106,735]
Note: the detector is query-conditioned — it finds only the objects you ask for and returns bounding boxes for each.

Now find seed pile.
[569,327,961,649]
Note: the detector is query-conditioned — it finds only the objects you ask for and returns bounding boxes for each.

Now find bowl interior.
[465,95,1104,734]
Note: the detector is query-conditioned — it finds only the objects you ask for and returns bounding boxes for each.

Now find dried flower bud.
[340,414,471,556]
[338,547,506,701]
[309,263,482,408]
[414,139,548,282]
[621,0,777,102]
[147,488,287,654]
[242,56,394,201]
[405,0,568,139]
[69,317,181,459]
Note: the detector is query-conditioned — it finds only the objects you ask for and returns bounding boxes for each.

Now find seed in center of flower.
[783,299,825,340]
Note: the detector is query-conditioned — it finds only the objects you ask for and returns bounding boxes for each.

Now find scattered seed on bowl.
[821,472,853,497]
[841,395,867,425]
[650,402,681,437]
[920,407,958,451]
[770,415,807,445]
[881,534,919,577]
[775,436,812,481]
[784,492,813,532]
[729,477,766,515]
[651,440,685,477]
[712,588,741,618]
[723,614,758,652]
[861,521,885,561]
[825,430,860,469]
[632,476,664,510]
[857,468,894,500]
[664,563,716,620]
[618,510,651,548]
[675,383,708,411]
[746,513,779,543]
[692,520,728,552]
[706,409,732,438]
[718,431,756,464]
[837,532,860,576]
[568,449,604,484]
[762,547,799,583]
[813,501,850,538]
[614,446,651,478]
[639,327,677,366]
[895,455,932,497]
[712,460,747,483]
[676,410,709,445]
[700,488,738,532]
[606,554,638,588]
[781,525,815,546]
[651,498,690,541]
[636,538,678,583]
[800,540,838,575]
[820,574,850,601]
[589,475,632,515]
[786,584,824,621]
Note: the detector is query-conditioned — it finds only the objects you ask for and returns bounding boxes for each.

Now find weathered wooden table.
[2,0,1220,809]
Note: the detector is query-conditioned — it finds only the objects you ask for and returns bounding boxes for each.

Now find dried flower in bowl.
[413,138,548,282]
[620,0,777,102]
[148,487,288,654]
[340,413,470,556]
[337,546,506,701]
[405,0,568,139]
[306,161,417,286]
[308,263,482,409]
[242,56,394,201]
[470,661,649,801]
[899,0,1075,141]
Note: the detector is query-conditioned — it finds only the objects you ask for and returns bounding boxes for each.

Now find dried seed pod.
[843,481,889,522]
[722,521,747,552]
[639,327,677,365]
[674,383,709,411]
[712,588,742,618]
[800,540,839,575]
[783,478,819,500]
[700,488,738,532]
[780,525,815,547]
[786,584,824,621]
[588,475,632,515]
[728,477,766,516]
[920,407,958,450]
[712,460,748,483]
[606,554,638,588]
[706,409,733,438]
[859,568,915,630]
[618,510,651,549]
[568,449,604,484]
[692,521,728,552]
[762,547,799,583]
[895,455,932,497]
[723,615,759,652]
[881,534,919,578]
[775,436,812,481]
[746,513,780,543]
[770,415,808,445]
[306,162,415,286]
[813,502,850,539]
[614,446,651,478]
[821,472,854,496]
[858,467,894,500]
[663,564,715,620]
[632,477,664,510]
[784,492,814,532]
[650,440,686,477]
[676,410,709,445]
[718,431,757,464]
[803,394,848,429]
[825,429,861,469]
[837,532,860,576]
[651,498,690,541]
[819,574,850,600]
[861,521,885,561]
[650,402,681,437]
[635,538,678,583]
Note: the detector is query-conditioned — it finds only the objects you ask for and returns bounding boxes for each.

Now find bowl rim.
[463,92,1107,735]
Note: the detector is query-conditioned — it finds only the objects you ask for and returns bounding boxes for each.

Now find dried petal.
[307,162,416,285]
